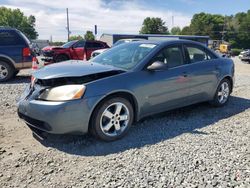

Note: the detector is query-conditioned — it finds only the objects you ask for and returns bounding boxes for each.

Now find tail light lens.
[23,47,31,57]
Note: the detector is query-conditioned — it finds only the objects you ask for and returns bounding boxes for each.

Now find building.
[100,34,210,47]
[31,39,49,49]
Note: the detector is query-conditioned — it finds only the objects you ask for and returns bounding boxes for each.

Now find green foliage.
[181,26,191,35]
[231,48,242,56]
[69,35,83,41]
[184,12,224,39]
[171,27,181,35]
[180,10,250,49]
[0,6,38,39]
[140,17,169,34]
[84,31,95,40]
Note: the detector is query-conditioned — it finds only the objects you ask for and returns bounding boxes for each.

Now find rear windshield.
[18,31,31,45]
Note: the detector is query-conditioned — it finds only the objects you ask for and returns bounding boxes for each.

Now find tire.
[0,61,15,82]
[90,97,134,141]
[55,54,69,62]
[14,70,20,77]
[210,79,231,107]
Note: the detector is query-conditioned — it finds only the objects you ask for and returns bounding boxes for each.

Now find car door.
[183,44,219,102]
[138,44,192,116]
[85,42,104,60]
[70,40,85,60]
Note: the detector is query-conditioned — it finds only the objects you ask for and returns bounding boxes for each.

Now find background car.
[90,38,146,58]
[0,27,34,82]
[239,49,250,63]
[18,40,234,141]
[41,40,109,64]
[31,43,41,56]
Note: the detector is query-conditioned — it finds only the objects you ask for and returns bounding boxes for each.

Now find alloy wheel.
[0,65,8,79]
[218,82,230,104]
[100,102,130,137]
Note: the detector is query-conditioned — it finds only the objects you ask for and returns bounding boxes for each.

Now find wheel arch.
[220,75,233,93]
[0,55,16,69]
[88,91,139,131]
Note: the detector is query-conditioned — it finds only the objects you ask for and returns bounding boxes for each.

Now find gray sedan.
[17,40,234,141]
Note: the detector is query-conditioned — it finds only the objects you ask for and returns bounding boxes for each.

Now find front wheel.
[210,79,231,107]
[55,55,69,62]
[90,97,134,141]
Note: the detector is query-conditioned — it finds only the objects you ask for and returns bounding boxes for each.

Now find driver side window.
[151,46,184,68]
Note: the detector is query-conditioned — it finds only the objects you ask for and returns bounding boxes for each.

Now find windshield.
[90,42,157,70]
[62,40,76,48]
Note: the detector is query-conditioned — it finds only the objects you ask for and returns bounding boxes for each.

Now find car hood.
[33,60,124,80]
[42,46,64,51]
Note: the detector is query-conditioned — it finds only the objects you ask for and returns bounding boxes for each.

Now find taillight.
[23,47,31,57]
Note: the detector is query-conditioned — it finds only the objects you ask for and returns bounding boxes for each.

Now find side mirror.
[147,61,167,71]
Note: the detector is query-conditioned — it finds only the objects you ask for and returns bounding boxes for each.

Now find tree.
[232,10,250,49]
[84,31,95,40]
[69,35,83,41]
[140,17,169,34]
[0,6,38,39]
[186,13,225,40]
[181,26,191,35]
[171,26,181,35]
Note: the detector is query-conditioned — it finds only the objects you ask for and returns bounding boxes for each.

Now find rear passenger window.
[0,31,21,46]
[186,46,215,63]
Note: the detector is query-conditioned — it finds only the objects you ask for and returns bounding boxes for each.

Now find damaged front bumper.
[17,85,103,135]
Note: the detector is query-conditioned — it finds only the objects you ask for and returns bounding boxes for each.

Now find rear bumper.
[241,57,250,61]
[14,62,32,69]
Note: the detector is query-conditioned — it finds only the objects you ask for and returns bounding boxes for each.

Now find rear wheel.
[55,55,69,62]
[210,79,231,107]
[0,61,14,82]
[90,97,134,141]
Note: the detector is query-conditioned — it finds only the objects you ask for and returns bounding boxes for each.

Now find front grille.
[42,50,54,57]
[18,111,52,131]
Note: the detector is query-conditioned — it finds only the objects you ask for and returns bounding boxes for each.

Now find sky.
[1,0,249,41]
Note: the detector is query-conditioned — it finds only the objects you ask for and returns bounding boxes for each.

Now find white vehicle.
[91,38,146,58]
[239,49,250,59]
[91,48,109,58]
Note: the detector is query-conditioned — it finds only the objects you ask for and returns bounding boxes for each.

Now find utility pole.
[94,25,97,40]
[66,8,70,41]
[221,15,227,42]
[172,15,174,29]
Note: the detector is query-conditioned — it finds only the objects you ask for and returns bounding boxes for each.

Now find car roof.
[131,39,206,46]
[0,26,19,31]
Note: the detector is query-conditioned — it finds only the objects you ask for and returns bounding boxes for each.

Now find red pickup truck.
[41,40,109,63]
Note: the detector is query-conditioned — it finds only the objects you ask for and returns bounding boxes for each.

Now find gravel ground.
[0,57,249,188]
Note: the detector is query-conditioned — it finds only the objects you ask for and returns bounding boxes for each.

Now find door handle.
[182,72,188,77]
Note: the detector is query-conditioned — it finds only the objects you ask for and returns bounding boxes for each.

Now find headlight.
[38,85,86,101]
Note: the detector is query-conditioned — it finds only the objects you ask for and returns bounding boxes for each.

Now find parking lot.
[0,57,249,187]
